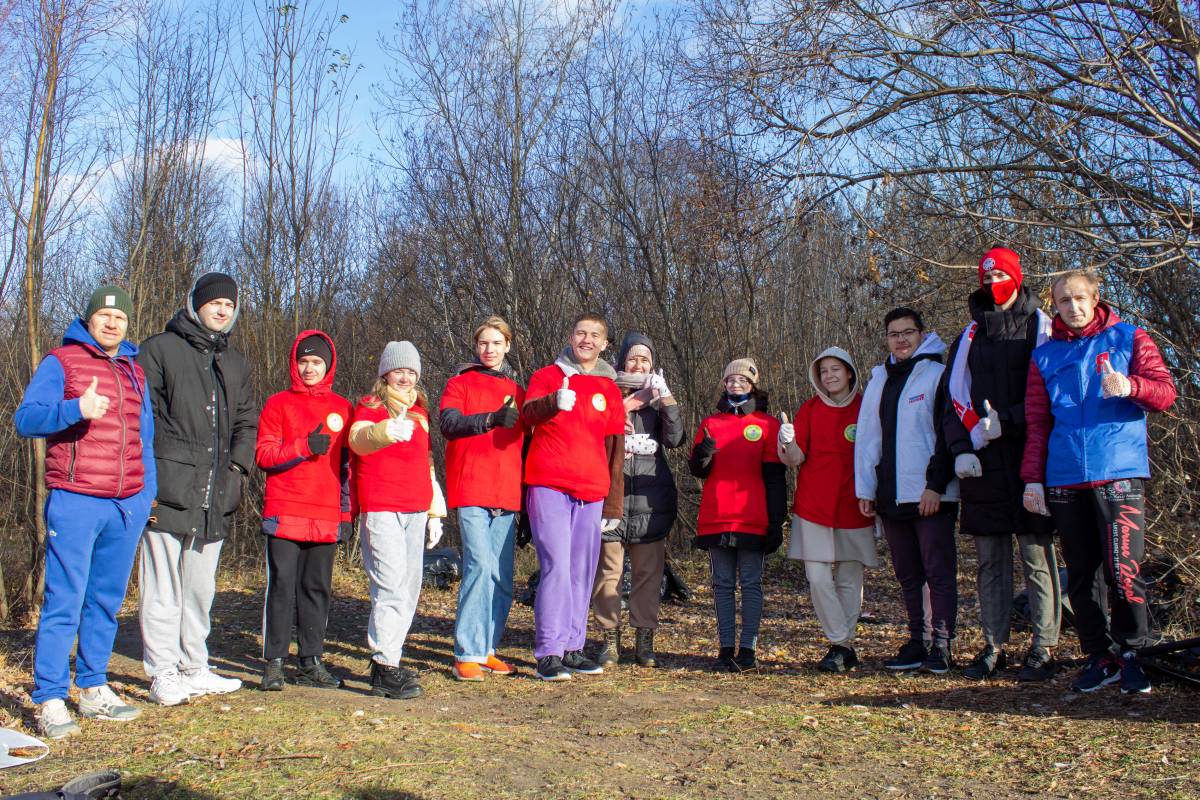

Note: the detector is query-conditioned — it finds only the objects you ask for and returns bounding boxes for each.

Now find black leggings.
[1049,479,1151,654]
[262,537,337,659]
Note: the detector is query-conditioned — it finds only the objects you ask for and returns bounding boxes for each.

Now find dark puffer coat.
[942,285,1053,537]
[138,277,257,540]
[607,333,686,546]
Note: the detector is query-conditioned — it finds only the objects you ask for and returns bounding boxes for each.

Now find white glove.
[777,411,794,446]
[625,433,658,455]
[1101,360,1132,399]
[78,377,111,420]
[556,377,576,411]
[425,517,444,548]
[954,453,983,479]
[600,518,621,533]
[645,370,671,398]
[1023,482,1051,517]
[978,399,1001,442]
[386,415,415,442]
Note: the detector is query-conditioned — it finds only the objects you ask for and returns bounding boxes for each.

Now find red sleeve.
[439,374,466,413]
[794,404,811,455]
[1020,360,1051,484]
[762,415,782,463]
[255,397,306,468]
[1127,328,1177,412]
[607,384,625,435]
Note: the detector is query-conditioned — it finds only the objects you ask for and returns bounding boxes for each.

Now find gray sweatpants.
[361,511,427,666]
[974,533,1061,649]
[708,546,765,650]
[138,529,224,678]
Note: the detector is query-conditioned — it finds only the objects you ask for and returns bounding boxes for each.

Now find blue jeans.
[453,507,516,662]
[708,546,766,651]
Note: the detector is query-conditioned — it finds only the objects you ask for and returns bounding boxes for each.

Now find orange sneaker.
[482,654,516,676]
[453,661,485,682]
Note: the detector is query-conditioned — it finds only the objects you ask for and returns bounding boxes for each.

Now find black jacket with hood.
[138,274,257,540]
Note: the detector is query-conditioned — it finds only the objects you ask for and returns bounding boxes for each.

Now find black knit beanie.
[296,334,332,369]
[192,272,238,312]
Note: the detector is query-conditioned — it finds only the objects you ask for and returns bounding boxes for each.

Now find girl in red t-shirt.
[687,358,786,672]
[348,341,447,700]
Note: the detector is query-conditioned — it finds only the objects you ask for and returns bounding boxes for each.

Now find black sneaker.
[733,648,757,671]
[1118,651,1151,695]
[60,770,122,799]
[1071,652,1120,693]
[562,650,604,674]
[816,645,858,674]
[921,641,952,674]
[1016,646,1057,682]
[370,661,423,699]
[713,646,736,672]
[260,658,285,692]
[884,639,927,671]
[962,647,1006,680]
[536,655,572,682]
[295,656,344,689]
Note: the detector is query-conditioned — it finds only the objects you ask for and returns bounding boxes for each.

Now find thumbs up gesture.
[490,395,520,429]
[556,376,576,411]
[777,411,795,445]
[693,423,718,459]
[79,377,110,420]
[1101,359,1132,399]
[386,408,415,443]
[306,422,331,455]
[978,399,1002,442]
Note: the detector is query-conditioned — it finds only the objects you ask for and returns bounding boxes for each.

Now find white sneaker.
[77,684,141,721]
[38,698,81,739]
[182,667,242,696]
[149,669,190,706]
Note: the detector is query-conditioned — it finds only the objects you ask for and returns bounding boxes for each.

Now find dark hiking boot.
[733,647,757,671]
[370,661,423,700]
[962,646,1006,680]
[595,628,620,667]
[295,656,344,689]
[1072,652,1119,693]
[562,650,604,674]
[921,640,952,674]
[817,644,858,673]
[536,655,572,682]
[635,628,657,667]
[884,639,928,671]
[714,646,737,672]
[260,658,285,692]
[1016,646,1057,682]
[1119,651,1151,695]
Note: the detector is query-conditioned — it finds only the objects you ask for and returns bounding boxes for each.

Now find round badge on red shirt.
[592,393,607,412]
[743,424,763,442]
[326,413,345,432]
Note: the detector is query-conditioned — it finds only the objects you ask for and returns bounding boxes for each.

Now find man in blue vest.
[1021,270,1176,694]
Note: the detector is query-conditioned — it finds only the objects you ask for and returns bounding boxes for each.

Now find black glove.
[515,512,532,549]
[764,520,784,555]
[489,402,520,429]
[307,423,331,455]
[688,429,719,478]
[338,521,354,541]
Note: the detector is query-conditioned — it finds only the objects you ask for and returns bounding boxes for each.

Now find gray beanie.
[378,340,421,379]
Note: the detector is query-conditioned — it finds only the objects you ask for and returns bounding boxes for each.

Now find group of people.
[14,246,1177,742]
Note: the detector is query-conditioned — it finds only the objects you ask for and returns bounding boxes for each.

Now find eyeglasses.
[886,328,920,340]
[723,376,751,387]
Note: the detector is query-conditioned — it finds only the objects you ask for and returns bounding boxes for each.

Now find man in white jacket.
[856,307,959,674]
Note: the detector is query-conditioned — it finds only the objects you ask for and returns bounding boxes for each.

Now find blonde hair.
[1051,269,1101,300]
[473,315,513,344]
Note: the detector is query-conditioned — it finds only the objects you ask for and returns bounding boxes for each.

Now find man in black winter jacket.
[942,248,1061,682]
[137,273,257,706]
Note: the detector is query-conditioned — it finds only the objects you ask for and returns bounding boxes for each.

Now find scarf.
[948,309,1051,449]
[554,346,617,380]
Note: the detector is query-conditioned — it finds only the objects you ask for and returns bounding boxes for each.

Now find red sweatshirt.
[352,401,434,513]
[694,409,782,535]
[440,367,526,510]
[522,364,624,503]
[255,330,352,543]
[791,394,873,529]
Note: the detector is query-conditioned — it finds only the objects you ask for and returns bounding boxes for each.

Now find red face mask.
[990,278,1018,306]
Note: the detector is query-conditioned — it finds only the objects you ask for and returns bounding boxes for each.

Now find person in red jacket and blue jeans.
[1021,270,1176,695]
[255,330,353,692]
[441,316,526,682]
[15,285,155,739]
[521,313,625,682]
[689,358,787,672]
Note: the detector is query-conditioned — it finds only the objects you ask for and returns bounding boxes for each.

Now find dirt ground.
[0,552,1197,799]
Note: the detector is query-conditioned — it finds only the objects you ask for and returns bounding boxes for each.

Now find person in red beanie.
[255,330,353,692]
[943,247,1061,682]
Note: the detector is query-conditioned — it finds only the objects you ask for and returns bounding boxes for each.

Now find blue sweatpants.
[32,489,149,704]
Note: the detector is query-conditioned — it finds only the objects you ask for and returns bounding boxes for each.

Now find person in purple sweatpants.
[520,313,625,681]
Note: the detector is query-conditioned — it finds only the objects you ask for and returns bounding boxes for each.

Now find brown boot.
[596,628,620,667]
[635,628,657,667]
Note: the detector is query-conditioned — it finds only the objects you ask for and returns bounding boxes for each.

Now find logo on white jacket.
[907,393,926,403]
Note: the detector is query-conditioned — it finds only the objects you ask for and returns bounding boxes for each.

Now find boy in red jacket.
[255,331,353,691]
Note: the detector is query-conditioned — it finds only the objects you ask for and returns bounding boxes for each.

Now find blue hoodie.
[14,318,156,500]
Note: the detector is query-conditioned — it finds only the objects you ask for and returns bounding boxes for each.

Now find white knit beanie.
[378,341,421,379]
